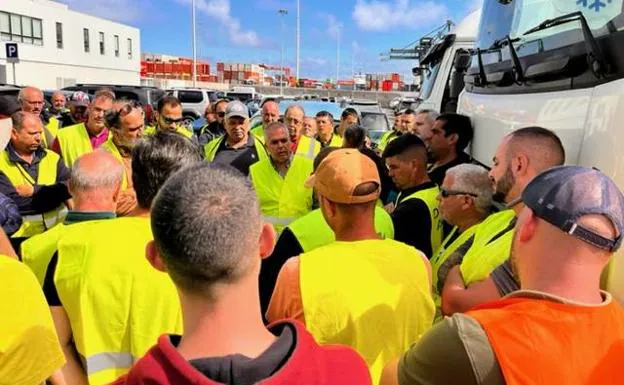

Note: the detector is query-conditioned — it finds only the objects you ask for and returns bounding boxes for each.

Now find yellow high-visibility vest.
[0,149,67,238]
[250,123,264,141]
[204,134,268,163]
[249,156,313,234]
[43,116,60,148]
[145,125,194,139]
[100,136,130,190]
[300,239,434,385]
[460,209,516,285]
[54,217,183,385]
[377,130,399,153]
[56,123,95,168]
[0,257,65,385]
[288,206,395,252]
[396,185,444,254]
[296,135,321,160]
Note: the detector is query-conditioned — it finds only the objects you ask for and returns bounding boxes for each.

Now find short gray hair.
[285,103,305,117]
[446,163,493,214]
[417,109,439,122]
[17,86,43,104]
[263,121,289,139]
[70,151,124,193]
[151,163,262,298]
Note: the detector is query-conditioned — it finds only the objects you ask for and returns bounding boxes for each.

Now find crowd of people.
[1,85,624,385]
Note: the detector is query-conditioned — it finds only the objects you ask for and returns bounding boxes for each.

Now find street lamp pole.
[278,9,288,95]
[192,0,197,87]
[296,0,300,85]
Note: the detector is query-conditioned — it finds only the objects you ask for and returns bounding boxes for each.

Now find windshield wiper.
[523,11,609,77]
[489,36,524,83]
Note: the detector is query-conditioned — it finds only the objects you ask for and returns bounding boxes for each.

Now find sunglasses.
[440,188,478,198]
[217,112,226,117]
[162,116,184,125]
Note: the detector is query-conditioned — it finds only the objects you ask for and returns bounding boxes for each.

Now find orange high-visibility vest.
[467,296,624,385]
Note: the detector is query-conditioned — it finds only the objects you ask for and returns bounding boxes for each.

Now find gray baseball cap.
[225,100,249,120]
[522,165,624,251]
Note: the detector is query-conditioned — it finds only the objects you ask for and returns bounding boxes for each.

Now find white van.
[457,0,624,301]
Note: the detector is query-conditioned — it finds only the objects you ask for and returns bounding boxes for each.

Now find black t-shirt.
[259,228,303,322]
[180,323,295,385]
[392,182,438,258]
[213,135,261,176]
[359,147,396,205]
[428,152,472,186]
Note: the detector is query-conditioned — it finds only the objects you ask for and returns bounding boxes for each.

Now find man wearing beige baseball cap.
[267,148,435,385]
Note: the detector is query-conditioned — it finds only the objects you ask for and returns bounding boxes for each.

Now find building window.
[0,11,43,46]
[56,22,63,49]
[114,35,119,57]
[99,32,105,55]
[127,38,132,59]
[84,28,90,52]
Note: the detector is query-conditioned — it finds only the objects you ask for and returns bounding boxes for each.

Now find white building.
[0,0,140,89]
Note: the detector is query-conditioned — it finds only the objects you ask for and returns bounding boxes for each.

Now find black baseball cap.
[522,165,624,252]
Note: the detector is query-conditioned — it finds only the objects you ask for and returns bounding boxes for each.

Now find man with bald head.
[383,166,624,385]
[18,86,61,147]
[285,104,321,160]
[251,99,280,140]
[440,126,565,316]
[0,111,71,251]
[49,91,68,117]
[22,151,122,286]
[250,121,313,234]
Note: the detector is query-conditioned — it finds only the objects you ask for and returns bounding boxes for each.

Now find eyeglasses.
[285,117,302,126]
[440,188,478,198]
[270,138,289,145]
[162,116,184,125]
[23,100,44,106]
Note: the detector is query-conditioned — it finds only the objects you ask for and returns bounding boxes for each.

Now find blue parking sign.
[5,43,18,63]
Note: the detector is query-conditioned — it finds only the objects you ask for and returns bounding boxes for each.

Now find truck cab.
[458,0,624,301]
[413,10,480,113]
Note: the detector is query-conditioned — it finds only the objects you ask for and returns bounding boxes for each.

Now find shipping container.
[382,80,393,92]
[217,62,225,71]
[391,73,400,82]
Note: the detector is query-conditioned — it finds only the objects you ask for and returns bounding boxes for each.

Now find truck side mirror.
[412,66,422,76]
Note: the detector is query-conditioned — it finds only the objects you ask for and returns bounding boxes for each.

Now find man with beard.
[426,113,473,186]
[101,101,145,216]
[198,99,227,146]
[250,122,313,235]
[204,101,267,176]
[382,166,624,385]
[438,126,565,316]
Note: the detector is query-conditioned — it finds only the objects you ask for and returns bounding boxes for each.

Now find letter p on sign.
[6,43,18,63]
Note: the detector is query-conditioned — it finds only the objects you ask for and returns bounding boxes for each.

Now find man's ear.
[146,241,167,272]
[516,208,538,243]
[447,133,459,147]
[512,153,529,177]
[259,223,276,260]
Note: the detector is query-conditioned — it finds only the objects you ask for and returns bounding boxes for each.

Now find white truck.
[456,0,624,301]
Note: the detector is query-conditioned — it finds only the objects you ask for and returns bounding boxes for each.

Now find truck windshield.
[477,0,624,53]
[418,58,442,101]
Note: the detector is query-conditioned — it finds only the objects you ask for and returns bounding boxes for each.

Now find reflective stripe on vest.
[250,156,313,235]
[300,239,434,384]
[296,135,320,160]
[0,149,67,238]
[467,296,624,385]
[431,224,479,293]
[397,186,444,254]
[203,134,269,163]
[82,352,135,376]
[57,123,94,168]
[54,217,183,385]
[377,130,397,152]
[145,125,194,139]
[288,207,395,253]
[460,210,516,285]
[100,137,129,190]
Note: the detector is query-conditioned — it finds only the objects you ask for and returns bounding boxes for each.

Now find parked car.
[62,84,165,124]
[167,88,220,127]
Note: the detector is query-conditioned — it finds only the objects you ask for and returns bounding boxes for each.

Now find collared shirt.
[0,144,71,216]
[271,156,293,178]
[90,127,109,149]
[43,211,116,306]
[213,134,260,176]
